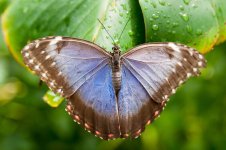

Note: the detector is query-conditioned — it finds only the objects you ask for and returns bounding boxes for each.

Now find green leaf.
[139,0,219,53]
[2,0,144,64]
[0,20,8,56]
[43,90,64,108]
[210,0,226,44]
[0,0,10,15]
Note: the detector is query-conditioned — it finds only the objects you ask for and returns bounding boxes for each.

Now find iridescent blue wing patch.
[66,64,120,140]
[118,65,163,138]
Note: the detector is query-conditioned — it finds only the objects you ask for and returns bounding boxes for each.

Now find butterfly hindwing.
[66,64,120,140]
[118,65,164,138]
[22,36,111,98]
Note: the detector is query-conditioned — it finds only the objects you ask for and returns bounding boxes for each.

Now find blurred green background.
[1,0,226,150]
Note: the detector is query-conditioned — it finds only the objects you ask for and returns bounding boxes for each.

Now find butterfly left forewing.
[118,42,206,138]
[22,36,111,98]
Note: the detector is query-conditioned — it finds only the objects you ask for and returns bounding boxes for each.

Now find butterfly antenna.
[98,19,116,44]
[118,18,130,41]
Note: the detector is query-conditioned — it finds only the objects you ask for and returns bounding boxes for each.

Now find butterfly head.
[112,45,120,53]
[111,45,121,69]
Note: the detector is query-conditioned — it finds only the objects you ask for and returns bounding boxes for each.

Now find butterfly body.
[22,36,206,140]
[111,45,122,93]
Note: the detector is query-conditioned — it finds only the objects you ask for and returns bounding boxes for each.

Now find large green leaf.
[139,0,219,53]
[2,0,144,64]
[210,0,226,44]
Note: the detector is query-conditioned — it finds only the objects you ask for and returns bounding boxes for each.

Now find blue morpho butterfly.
[21,20,206,140]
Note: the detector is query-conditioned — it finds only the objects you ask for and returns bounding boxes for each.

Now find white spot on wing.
[28,59,34,64]
[193,68,198,72]
[172,68,176,73]
[55,36,63,40]
[58,71,62,76]
[49,36,62,45]
[168,43,180,53]
[188,48,194,56]
[35,42,40,48]
[164,95,168,99]
[50,81,55,86]
[198,61,203,66]
[34,65,40,70]
[41,73,47,79]
[24,52,29,57]
[45,55,50,60]
[187,73,192,78]
[172,89,176,94]
[179,80,183,85]
[57,89,62,93]
[199,54,203,59]
[51,62,56,67]
[177,62,182,67]
[24,45,30,50]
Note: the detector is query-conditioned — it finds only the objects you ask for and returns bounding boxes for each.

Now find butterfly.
[22,36,206,140]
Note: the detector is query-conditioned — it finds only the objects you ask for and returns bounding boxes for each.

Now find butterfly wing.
[22,36,120,140]
[118,42,206,138]
[66,64,120,140]
[22,36,111,98]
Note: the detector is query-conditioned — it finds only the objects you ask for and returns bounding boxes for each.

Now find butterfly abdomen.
[112,67,121,92]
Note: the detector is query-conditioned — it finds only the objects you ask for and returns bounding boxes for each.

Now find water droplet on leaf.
[151,2,157,8]
[179,5,184,11]
[152,13,159,19]
[183,0,190,5]
[186,25,192,33]
[196,29,203,35]
[172,22,179,27]
[152,24,159,30]
[180,13,189,22]
[120,4,127,10]
[158,0,166,6]
[128,30,135,36]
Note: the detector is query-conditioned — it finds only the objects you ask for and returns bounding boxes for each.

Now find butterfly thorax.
[111,45,121,93]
